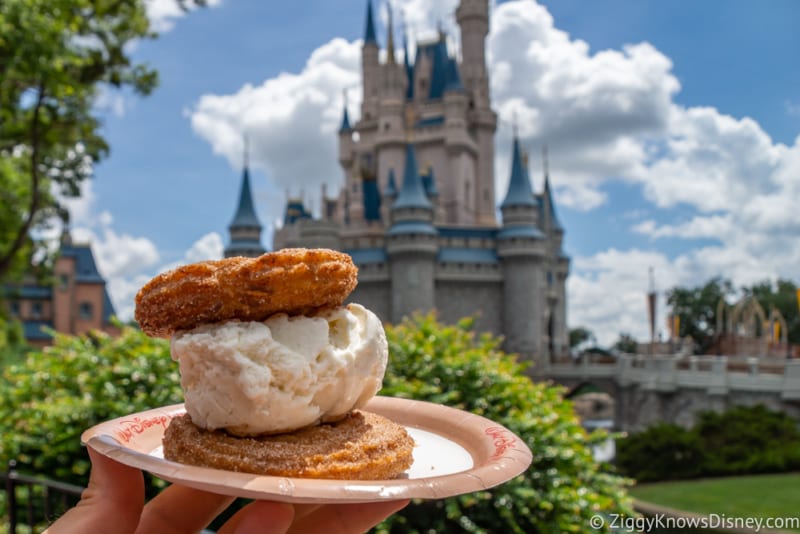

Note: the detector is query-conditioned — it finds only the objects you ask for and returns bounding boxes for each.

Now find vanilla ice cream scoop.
[170,303,388,436]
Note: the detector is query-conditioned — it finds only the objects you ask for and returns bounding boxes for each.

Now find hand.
[45,447,409,534]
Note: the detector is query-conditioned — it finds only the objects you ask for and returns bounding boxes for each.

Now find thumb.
[45,446,145,534]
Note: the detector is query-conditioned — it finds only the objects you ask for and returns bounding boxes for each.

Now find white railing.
[548,354,800,400]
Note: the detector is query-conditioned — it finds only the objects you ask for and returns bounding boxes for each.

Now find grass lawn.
[631,473,800,531]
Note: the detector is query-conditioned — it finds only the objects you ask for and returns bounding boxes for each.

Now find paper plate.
[82,396,532,503]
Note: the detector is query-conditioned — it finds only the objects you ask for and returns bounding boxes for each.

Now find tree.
[0,0,204,283]
[667,277,734,354]
[613,332,638,354]
[568,326,595,349]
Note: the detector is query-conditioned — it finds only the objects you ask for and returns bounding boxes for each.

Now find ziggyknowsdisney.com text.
[592,512,800,532]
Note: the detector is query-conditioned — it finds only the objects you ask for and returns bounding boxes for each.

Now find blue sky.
[65,0,800,345]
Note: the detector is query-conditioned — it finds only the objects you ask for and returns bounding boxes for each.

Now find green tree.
[568,326,594,349]
[0,0,203,283]
[613,333,638,354]
[667,277,734,354]
[0,326,181,483]
[742,279,800,344]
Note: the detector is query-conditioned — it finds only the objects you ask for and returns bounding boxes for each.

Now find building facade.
[262,0,568,366]
[4,233,119,347]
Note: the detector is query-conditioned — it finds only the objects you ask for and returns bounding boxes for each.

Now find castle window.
[79,302,93,320]
[10,301,19,316]
[547,271,554,287]
[59,273,69,291]
[31,301,42,318]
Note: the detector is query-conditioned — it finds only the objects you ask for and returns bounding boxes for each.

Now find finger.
[45,447,145,534]
[289,504,321,520]
[135,484,235,534]
[217,501,295,534]
[288,500,410,534]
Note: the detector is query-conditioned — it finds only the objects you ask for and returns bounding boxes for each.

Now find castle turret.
[338,97,354,170]
[498,134,547,366]
[456,0,496,225]
[456,0,490,108]
[386,142,437,322]
[225,161,266,258]
[361,0,380,123]
[540,146,569,360]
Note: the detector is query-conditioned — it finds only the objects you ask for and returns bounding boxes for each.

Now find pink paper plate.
[81,396,532,503]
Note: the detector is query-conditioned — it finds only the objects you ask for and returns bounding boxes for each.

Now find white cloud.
[488,0,676,203]
[189,37,361,210]
[568,249,679,346]
[144,0,222,33]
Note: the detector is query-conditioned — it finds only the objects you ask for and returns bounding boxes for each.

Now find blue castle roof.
[500,137,537,209]
[421,167,439,197]
[393,143,432,210]
[364,0,377,45]
[407,34,464,101]
[543,173,563,231]
[339,105,351,132]
[363,178,381,221]
[384,168,398,197]
[229,167,262,229]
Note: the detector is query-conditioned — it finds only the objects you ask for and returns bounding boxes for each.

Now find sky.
[62,0,800,346]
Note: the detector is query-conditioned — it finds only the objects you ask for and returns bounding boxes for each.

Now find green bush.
[615,423,707,482]
[378,313,634,533]
[616,404,800,482]
[0,325,180,485]
[694,404,800,476]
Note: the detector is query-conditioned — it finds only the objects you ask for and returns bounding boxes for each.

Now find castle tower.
[272,0,571,368]
[541,147,569,359]
[498,133,547,365]
[455,0,490,107]
[386,142,437,322]
[456,0,496,225]
[361,0,380,123]
[225,154,266,258]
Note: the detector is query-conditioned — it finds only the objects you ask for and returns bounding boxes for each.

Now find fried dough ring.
[163,411,414,480]
[134,248,357,338]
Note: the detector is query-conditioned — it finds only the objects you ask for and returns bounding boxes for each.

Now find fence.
[1,460,84,533]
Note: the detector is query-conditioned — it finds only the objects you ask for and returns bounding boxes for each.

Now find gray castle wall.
[435,280,503,335]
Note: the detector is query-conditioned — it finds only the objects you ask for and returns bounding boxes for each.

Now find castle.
[226,0,569,367]
[4,231,119,347]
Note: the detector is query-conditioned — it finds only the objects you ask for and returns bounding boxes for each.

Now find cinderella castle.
[224,0,569,367]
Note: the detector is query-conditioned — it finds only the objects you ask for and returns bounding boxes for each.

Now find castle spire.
[542,145,563,231]
[394,143,432,210]
[364,0,377,45]
[225,139,265,258]
[386,2,396,64]
[500,129,535,209]
[339,89,352,132]
[402,14,414,100]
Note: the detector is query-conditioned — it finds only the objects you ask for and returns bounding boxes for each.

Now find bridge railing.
[548,353,800,400]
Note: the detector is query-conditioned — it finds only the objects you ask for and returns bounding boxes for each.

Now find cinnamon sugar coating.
[163,411,414,480]
[134,248,357,338]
